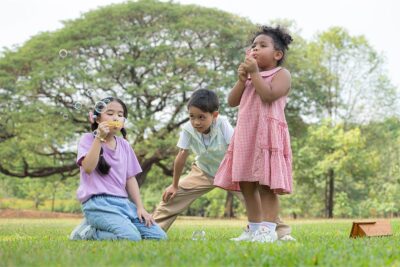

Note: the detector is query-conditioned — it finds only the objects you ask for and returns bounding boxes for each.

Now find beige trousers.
[153,164,291,238]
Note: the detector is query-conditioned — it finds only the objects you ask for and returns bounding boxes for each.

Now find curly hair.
[251,25,293,65]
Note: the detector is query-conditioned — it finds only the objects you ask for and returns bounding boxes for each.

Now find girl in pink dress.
[214,26,293,243]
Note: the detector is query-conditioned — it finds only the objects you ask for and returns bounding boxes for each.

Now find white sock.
[262,221,277,232]
[248,222,262,232]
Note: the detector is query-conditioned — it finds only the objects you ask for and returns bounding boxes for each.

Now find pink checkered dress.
[214,67,293,194]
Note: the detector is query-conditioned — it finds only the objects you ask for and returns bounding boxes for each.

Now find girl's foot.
[230,225,254,242]
[69,218,89,240]
[251,226,278,243]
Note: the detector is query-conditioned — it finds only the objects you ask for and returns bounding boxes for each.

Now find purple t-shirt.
[76,133,142,203]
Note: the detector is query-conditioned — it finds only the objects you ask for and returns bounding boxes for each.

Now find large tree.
[309,27,397,124]
[0,0,254,184]
[291,121,378,218]
[297,27,397,217]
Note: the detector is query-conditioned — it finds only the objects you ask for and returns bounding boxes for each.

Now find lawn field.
[0,218,399,267]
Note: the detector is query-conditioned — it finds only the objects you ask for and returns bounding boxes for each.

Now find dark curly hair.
[251,25,293,66]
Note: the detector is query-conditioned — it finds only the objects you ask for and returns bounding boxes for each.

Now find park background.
[0,0,399,220]
[2,1,400,266]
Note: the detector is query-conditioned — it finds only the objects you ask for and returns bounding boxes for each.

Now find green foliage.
[291,120,379,217]
[0,175,80,212]
[17,179,49,209]
[0,1,399,219]
[359,117,400,217]
[0,0,254,180]
[309,27,397,122]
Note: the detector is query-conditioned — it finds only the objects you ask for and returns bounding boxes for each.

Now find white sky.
[1,0,399,87]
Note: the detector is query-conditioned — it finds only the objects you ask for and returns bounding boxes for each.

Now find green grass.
[0,218,399,267]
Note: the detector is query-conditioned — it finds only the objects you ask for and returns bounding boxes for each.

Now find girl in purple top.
[69,97,167,241]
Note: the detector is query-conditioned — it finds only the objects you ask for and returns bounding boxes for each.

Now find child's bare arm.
[162,149,189,202]
[126,176,144,208]
[81,122,110,174]
[228,64,247,107]
[126,177,155,226]
[250,68,291,104]
[228,81,246,107]
[81,138,102,174]
[172,149,189,187]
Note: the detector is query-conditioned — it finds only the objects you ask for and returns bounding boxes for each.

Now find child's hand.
[162,184,178,202]
[238,64,248,83]
[243,56,259,74]
[137,207,155,227]
[96,122,110,139]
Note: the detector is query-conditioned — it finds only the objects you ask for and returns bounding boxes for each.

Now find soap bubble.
[94,101,107,114]
[84,65,90,74]
[73,102,82,110]
[59,49,68,58]
[86,89,94,97]
[191,230,206,241]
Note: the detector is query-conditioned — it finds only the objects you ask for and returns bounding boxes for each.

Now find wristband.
[95,135,106,143]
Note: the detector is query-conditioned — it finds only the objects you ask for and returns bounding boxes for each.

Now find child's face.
[188,106,218,134]
[250,34,283,70]
[96,101,125,132]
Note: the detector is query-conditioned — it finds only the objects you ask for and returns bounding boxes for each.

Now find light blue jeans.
[82,195,167,241]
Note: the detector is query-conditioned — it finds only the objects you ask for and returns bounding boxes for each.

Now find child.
[69,97,166,241]
[153,90,293,241]
[214,25,294,243]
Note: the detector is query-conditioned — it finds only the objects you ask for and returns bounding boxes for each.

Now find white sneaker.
[79,225,96,240]
[69,218,89,240]
[251,226,278,243]
[279,234,296,242]
[230,226,254,242]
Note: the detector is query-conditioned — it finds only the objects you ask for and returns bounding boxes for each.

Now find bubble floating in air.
[94,101,107,114]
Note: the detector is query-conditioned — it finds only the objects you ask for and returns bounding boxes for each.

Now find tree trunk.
[136,157,161,186]
[325,177,328,217]
[224,191,235,218]
[35,198,40,210]
[327,168,334,218]
[136,154,173,187]
[51,192,56,212]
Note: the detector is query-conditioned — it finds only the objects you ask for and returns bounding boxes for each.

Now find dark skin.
[228,34,291,224]
[228,34,291,107]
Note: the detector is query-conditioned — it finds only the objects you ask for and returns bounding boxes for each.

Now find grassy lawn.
[0,218,399,267]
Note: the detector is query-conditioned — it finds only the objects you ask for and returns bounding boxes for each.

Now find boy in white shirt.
[153,89,294,241]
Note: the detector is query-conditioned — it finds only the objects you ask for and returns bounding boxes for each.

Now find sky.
[0,0,399,87]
